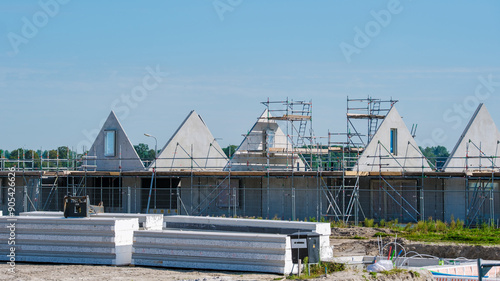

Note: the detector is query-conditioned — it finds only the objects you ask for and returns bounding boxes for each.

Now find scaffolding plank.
[347,113,386,119]
[268,114,311,121]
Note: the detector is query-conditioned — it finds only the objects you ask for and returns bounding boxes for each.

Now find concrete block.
[132,229,293,274]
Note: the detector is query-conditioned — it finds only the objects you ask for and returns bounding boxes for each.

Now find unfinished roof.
[151,110,227,171]
[87,111,144,171]
[354,106,432,172]
[227,109,306,171]
[443,104,500,172]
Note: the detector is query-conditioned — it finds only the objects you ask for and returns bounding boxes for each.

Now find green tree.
[222,145,238,158]
[58,146,69,159]
[420,146,450,170]
[48,149,58,159]
[9,148,24,160]
[134,143,154,160]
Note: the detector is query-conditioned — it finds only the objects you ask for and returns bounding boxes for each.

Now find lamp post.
[144,133,158,163]
[144,133,157,212]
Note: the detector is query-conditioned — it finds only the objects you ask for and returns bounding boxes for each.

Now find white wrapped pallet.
[132,229,293,274]
[20,211,163,231]
[164,215,332,261]
[0,216,138,266]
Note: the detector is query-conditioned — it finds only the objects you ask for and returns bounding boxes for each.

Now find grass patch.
[287,258,345,280]
[410,270,421,278]
[400,218,500,245]
[329,216,500,245]
[380,268,408,275]
[373,232,392,238]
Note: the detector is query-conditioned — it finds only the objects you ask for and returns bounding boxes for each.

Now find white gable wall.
[354,106,431,172]
[444,104,500,172]
[88,111,144,171]
[152,110,227,171]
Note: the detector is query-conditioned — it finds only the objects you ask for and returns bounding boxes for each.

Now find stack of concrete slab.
[20,211,163,231]
[0,216,138,265]
[163,216,332,260]
[132,229,293,274]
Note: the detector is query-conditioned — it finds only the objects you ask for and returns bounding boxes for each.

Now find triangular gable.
[227,109,306,171]
[151,110,228,171]
[443,104,500,172]
[354,106,431,172]
[88,111,144,171]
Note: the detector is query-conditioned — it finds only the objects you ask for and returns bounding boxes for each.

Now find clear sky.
[1,0,499,153]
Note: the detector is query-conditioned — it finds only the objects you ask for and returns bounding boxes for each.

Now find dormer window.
[390,128,398,155]
[104,130,116,157]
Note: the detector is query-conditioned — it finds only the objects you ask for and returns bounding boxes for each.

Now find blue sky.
[1,0,499,153]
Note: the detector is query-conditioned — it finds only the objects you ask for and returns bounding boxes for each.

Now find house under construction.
[1,98,499,227]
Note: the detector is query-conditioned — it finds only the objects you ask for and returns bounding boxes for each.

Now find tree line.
[0,144,450,170]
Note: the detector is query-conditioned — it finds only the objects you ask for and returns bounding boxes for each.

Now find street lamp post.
[144,133,158,212]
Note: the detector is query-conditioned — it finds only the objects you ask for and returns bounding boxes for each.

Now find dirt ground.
[1,226,497,281]
[0,263,433,281]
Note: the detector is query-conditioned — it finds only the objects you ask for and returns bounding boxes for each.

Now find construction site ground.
[2,226,499,281]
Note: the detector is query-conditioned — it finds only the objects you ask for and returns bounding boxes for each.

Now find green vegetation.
[419,145,450,170]
[222,145,238,158]
[287,257,345,280]
[0,146,81,169]
[329,215,500,245]
[364,218,374,227]
[366,217,500,245]
[373,232,392,238]
[133,143,158,161]
[402,218,500,245]
[379,268,407,275]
